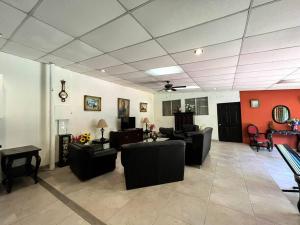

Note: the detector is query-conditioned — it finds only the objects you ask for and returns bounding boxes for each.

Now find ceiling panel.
[2,41,46,60]
[193,74,235,82]
[157,12,247,53]
[116,71,148,78]
[0,1,26,38]
[105,64,137,75]
[118,0,149,10]
[109,40,166,63]
[81,15,151,52]
[80,54,123,69]
[38,54,74,67]
[0,38,6,48]
[242,27,300,54]
[34,0,125,37]
[52,40,102,62]
[133,0,250,37]
[237,58,300,73]
[182,56,239,72]
[12,17,73,52]
[129,55,177,71]
[63,63,91,73]
[188,66,236,77]
[2,0,38,12]
[172,39,242,64]
[84,70,110,78]
[252,0,273,7]
[270,84,300,89]
[235,69,295,78]
[97,75,123,82]
[246,0,300,36]
[155,73,190,81]
[239,46,300,65]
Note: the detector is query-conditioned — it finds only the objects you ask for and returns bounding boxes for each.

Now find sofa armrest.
[185,131,200,137]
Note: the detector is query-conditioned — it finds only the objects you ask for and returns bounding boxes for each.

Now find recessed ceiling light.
[0,33,2,38]
[146,66,183,76]
[194,48,203,56]
[213,87,217,90]
[101,69,106,73]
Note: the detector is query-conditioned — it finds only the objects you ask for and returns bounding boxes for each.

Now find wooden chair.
[247,124,271,152]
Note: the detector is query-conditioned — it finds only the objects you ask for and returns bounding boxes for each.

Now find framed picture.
[118,98,130,118]
[84,95,101,111]
[250,99,260,108]
[140,102,147,112]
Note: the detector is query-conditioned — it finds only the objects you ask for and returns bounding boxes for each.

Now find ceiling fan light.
[194,48,203,56]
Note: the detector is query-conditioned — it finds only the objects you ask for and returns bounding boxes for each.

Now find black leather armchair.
[69,143,117,181]
[121,140,185,189]
[185,127,213,166]
[174,124,200,140]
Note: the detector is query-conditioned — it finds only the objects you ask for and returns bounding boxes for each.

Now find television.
[121,117,136,130]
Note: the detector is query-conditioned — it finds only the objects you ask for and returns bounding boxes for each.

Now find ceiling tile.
[0,1,26,38]
[182,56,239,72]
[239,47,300,65]
[193,74,235,82]
[34,0,125,37]
[2,0,38,12]
[286,69,300,79]
[172,39,242,64]
[246,0,300,36]
[270,83,300,90]
[110,40,166,63]
[155,73,190,81]
[52,40,102,62]
[12,17,73,52]
[2,41,46,60]
[129,55,177,71]
[105,64,137,75]
[133,0,250,37]
[0,38,6,48]
[81,15,151,52]
[235,69,295,78]
[188,67,237,77]
[83,70,110,78]
[237,58,300,73]
[116,71,148,79]
[118,0,149,10]
[38,54,74,67]
[80,54,123,69]
[157,12,247,53]
[242,27,300,54]
[98,75,123,82]
[252,0,273,7]
[64,63,91,73]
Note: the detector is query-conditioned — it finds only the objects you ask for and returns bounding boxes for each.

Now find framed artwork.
[118,98,130,118]
[140,102,147,112]
[84,95,101,111]
[250,99,260,108]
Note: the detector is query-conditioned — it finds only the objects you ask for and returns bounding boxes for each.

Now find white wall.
[52,66,154,140]
[154,90,240,140]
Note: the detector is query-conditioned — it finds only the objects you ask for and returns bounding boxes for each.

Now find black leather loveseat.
[185,127,213,166]
[173,124,200,140]
[69,143,117,181]
[121,140,185,189]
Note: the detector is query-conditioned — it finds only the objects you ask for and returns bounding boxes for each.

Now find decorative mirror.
[272,105,290,124]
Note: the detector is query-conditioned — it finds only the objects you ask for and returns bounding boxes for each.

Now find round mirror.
[272,105,290,124]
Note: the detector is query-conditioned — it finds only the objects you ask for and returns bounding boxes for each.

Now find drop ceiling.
[0,0,299,92]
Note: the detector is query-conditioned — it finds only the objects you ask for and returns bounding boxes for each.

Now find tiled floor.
[1,141,299,225]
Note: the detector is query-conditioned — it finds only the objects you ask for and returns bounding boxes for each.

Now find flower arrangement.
[148,124,158,141]
[185,104,195,112]
[72,133,91,144]
[287,118,300,131]
[149,124,155,131]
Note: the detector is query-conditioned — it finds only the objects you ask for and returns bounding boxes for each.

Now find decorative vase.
[150,132,158,141]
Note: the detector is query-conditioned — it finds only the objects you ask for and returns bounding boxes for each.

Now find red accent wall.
[240,89,300,148]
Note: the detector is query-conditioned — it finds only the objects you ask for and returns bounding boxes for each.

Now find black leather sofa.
[159,127,175,139]
[185,127,213,166]
[121,140,185,189]
[69,143,117,181]
[174,124,200,140]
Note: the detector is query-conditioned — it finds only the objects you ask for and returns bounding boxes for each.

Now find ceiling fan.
[159,81,186,92]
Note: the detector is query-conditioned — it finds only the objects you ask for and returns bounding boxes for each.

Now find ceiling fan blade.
[173,85,186,89]
[171,88,177,91]
[157,89,166,92]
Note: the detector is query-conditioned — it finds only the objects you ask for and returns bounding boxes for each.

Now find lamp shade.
[142,117,150,123]
[97,119,108,128]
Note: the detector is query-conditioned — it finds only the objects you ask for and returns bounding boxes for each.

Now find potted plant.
[149,124,158,141]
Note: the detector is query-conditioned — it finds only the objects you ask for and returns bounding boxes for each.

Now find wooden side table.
[1,145,41,193]
[91,138,109,144]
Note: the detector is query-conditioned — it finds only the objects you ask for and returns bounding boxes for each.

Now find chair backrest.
[182,124,199,132]
[247,124,258,136]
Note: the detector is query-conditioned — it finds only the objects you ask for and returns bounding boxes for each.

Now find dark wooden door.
[217,102,242,142]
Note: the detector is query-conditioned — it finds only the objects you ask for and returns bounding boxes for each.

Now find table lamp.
[97,119,108,142]
[142,117,150,133]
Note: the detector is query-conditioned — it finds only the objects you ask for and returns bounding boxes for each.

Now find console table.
[1,145,41,193]
[267,129,300,152]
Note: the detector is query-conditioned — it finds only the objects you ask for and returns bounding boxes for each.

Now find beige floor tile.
[153,214,190,225]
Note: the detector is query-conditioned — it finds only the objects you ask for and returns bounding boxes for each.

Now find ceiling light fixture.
[101,69,106,73]
[194,48,203,56]
[146,66,183,76]
[0,33,2,38]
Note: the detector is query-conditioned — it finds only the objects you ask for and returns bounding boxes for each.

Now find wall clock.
[59,80,68,102]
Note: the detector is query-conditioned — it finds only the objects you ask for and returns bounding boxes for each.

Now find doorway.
[217,102,242,142]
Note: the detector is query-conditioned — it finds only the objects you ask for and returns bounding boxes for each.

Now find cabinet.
[174,112,194,131]
[57,134,72,167]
